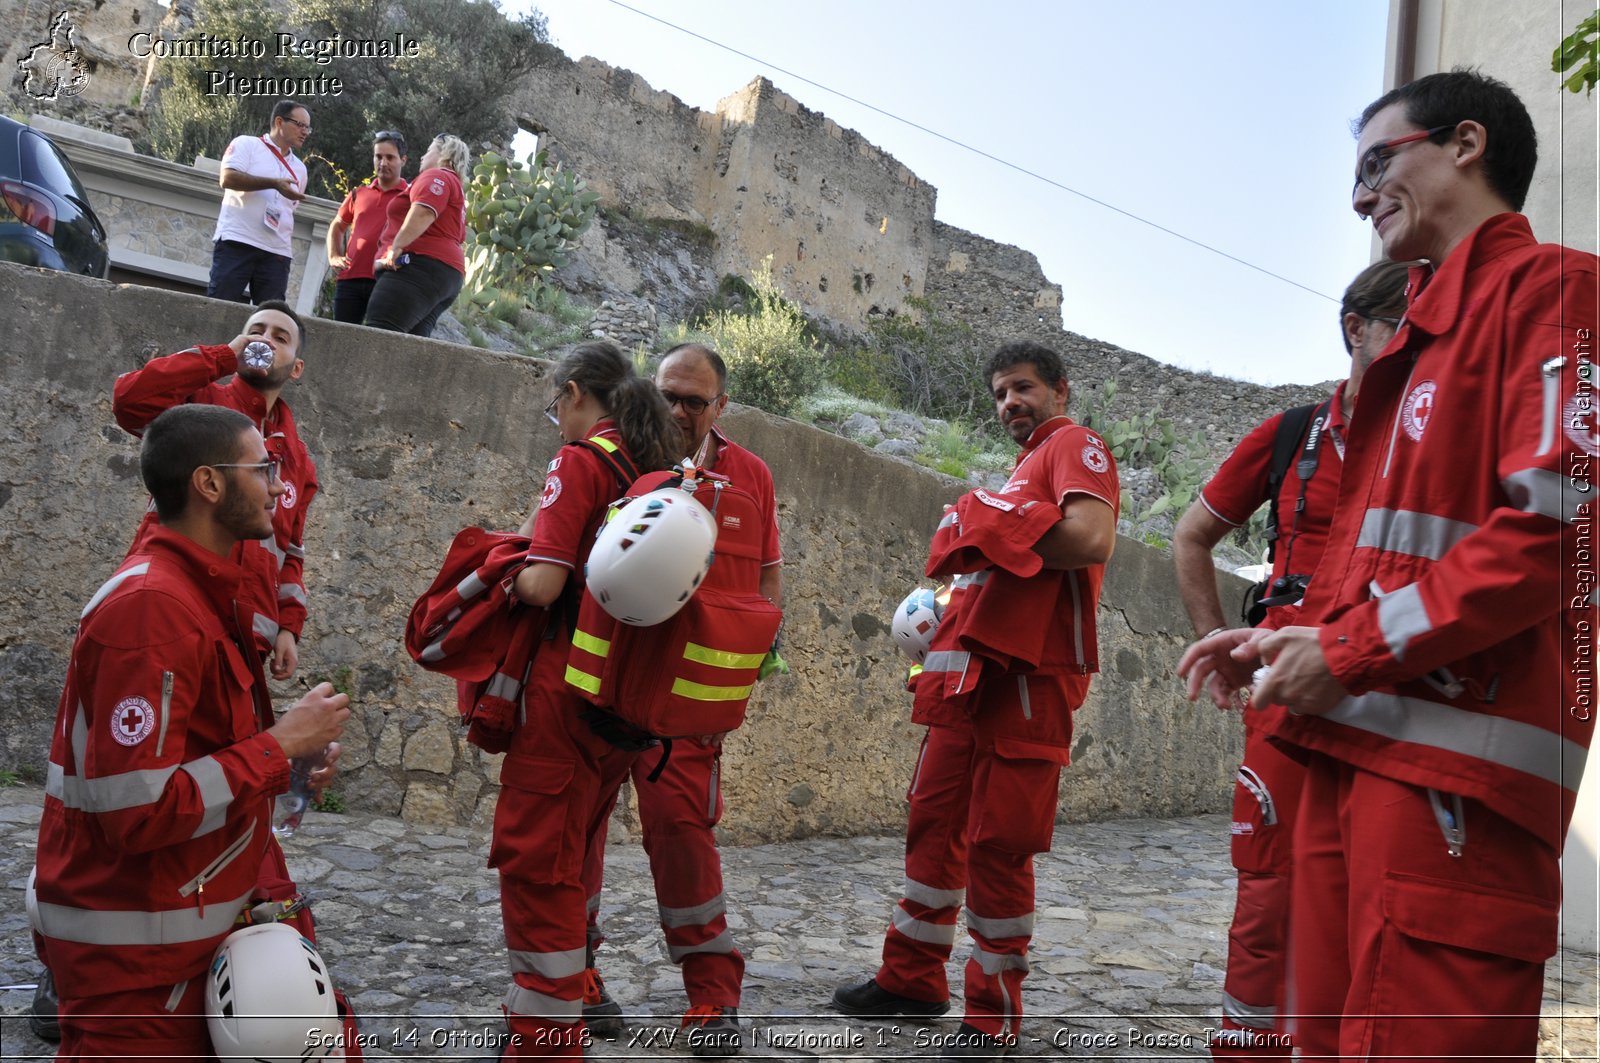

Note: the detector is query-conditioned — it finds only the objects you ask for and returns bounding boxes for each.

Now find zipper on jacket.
[155,672,174,758]
[1427,789,1466,857]
[1017,675,1032,721]
[1068,571,1087,671]
[1381,359,1420,480]
[177,824,256,915]
[707,752,720,821]
[1536,356,1568,457]
[1236,766,1277,826]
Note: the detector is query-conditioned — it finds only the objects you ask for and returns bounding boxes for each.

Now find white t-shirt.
[213,134,307,257]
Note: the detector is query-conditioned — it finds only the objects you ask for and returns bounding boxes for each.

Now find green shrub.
[697,257,823,417]
[861,297,982,421]
[463,148,599,308]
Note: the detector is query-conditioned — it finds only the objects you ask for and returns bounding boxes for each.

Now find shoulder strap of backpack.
[568,434,641,494]
[1262,402,1319,563]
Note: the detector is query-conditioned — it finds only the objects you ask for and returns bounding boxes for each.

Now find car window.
[0,122,19,179]
[22,130,89,202]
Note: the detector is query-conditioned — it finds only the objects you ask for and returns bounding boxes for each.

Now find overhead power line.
[601,0,1339,305]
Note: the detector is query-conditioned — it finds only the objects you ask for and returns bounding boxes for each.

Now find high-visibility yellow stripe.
[572,629,611,658]
[586,435,619,452]
[565,665,602,695]
[907,664,924,680]
[670,677,754,702]
[682,643,765,670]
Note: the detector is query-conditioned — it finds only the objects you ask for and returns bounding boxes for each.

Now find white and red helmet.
[892,586,945,664]
[205,923,342,1061]
[586,487,717,626]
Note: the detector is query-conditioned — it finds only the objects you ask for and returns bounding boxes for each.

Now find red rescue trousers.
[491,676,638,1059]
[1289,751,1560,1061]
[1211,723,1302,1062]
[584,737,745,1008]
[876,710,1064,1043]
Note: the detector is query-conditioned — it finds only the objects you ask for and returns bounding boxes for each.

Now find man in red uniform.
[31,404,350,1058]
[834,341,1119,1058]
[1171,259,1409,1060]
[113,300,318,680]
[1181,70,1598,1060]
[581,343,782,1054]
[326,130,409,324]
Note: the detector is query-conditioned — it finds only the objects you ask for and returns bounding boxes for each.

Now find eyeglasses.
[282,117,312,133]
[1368,315,1402,328]
[211,459,281,483]
[544,392,562,427]
[659,390,722,415]
[1353,125,1453,195]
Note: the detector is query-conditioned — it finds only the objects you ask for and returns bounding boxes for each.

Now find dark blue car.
[0,115,109,278]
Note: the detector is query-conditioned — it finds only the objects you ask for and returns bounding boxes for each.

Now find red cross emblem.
[1402,380,1438,442]
[111,695,155,746]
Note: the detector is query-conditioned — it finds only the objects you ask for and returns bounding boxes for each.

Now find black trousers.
[363,253,464,338]
[332,278,376,323]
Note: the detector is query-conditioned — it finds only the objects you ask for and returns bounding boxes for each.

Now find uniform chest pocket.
[215,638,262,743]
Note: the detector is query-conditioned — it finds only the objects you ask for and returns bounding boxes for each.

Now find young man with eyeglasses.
[578,342,782,1055]
[327,130,409,323]
[1180,69,1598,1059]
[30,403,351,1059]
[209,99,311,304]
[1170,259,1410,1061]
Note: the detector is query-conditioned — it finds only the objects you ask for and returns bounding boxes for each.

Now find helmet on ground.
[206,923,341,1062]
[586,487,716,626]
[892,586,944,664]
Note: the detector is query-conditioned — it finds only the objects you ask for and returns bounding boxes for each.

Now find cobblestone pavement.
[2,784,1594,1060]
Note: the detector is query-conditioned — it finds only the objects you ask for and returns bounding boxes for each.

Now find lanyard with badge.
[258,136,299,234]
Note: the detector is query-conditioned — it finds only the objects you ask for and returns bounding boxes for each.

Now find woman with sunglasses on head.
[364,133,470,338]
[490,341,681,1058]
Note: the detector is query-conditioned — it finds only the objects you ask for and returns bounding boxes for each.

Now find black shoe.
[941,1022,1013,1059]
[581,967,624,1038]
[831,976,950,1018]
[29,968,60,1042]
[683,1005,742,1057]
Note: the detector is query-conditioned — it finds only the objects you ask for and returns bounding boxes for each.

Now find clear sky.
[505,0,1393,387]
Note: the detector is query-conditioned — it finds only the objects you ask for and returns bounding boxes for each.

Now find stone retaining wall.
[0,263,1246,841]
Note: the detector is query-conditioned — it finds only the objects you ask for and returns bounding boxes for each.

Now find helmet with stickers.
[585,487,717,626]
[206,923,342,1062]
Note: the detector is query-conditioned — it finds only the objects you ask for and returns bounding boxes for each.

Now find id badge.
[263,207,281,233]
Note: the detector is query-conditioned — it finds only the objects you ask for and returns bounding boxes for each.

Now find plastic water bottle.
[272,746,327,838]
[242,340,275,371]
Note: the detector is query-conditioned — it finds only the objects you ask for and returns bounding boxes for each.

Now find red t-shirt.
[1198,391,1345,593]
[335,178,408,281]
[527,422,629,573]
[377,166,466,274]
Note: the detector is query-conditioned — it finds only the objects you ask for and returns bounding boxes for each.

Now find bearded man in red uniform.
[834,341,1119,1059]
[1181,69,1598,1060]
[31,404,349,1059]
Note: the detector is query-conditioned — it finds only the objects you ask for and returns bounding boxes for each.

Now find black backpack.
[1241,399,1331,626]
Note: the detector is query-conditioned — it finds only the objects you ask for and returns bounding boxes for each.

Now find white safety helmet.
[586,487,717,626]
[206,923,342,1062]
[892,586,944,664]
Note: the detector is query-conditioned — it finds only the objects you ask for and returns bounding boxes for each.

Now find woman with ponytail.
[489,341,680,1058]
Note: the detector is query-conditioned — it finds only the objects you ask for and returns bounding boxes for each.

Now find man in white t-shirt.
[209,100,310,304]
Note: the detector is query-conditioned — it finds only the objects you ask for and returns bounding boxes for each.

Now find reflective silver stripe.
[180,756,234,840]
[952,571,990,589]
[508,946,586,979]
[252,613,280,643]
[70,701,88,779]
[965,910,1035,941]
[586,892,601,915]
[1377,583,1432,662]
[503,983,582,1021]
[903,877,964,910]
[257,538,287,570]
[971,945,1030,975]
[484,672,522,702]
[1017,675,1032,721]
[1325,692,1587,792]
[892,906,958,945]
[47,761,176,812]
[163,980,187,1013]
[35,887,251,946]
[667,929,736,961]
[456,571,489,601]
[1357,508,1478,560]
[923,651,971,674]
[1236,766,1276,826]
[420,637,448,664]
[1222,991,1278,1030]
[659,894,725,928]
[937,510,958,530]
[284,542,305,560]
[277,583,307,606]
[82,563,150,619]
[1503,468,1591,524]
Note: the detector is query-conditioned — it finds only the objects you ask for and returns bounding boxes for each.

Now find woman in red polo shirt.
[365,133,470,338]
